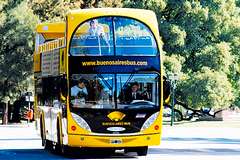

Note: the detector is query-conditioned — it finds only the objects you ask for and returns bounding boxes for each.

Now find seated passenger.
[71,79,88,107]
[71,79,88,99]
[88,79,104,103]
[142,86,151,101]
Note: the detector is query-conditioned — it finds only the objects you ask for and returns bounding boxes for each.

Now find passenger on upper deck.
[88,19,110,53]
[88,19,105,37]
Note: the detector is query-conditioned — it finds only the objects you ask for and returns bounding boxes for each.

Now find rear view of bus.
[67,9,163,156]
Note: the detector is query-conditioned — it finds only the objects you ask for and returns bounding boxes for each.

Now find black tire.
[45,139,53,151]
[101,149,115,155]
[40,117,53,151]
[174,109,183,121]
[136,146,148,156]
[55,120,68,154]
[40,119,44,147]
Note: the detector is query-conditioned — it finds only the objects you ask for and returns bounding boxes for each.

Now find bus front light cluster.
[141,112,159,131]
[71,112,91,132]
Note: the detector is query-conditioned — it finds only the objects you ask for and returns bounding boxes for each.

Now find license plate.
[110,139,122,144]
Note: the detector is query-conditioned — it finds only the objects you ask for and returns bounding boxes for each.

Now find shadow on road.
[0,138,40,141]
[162,137,240,144]
[0,149,63,160]
[59,148,137,159]
[149,147,240,156]
[0,149,138,160]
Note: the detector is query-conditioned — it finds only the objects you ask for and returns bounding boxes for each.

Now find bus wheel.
[136,146,148,156]
[55,121,67,154]
[40,119,45,147]
[45,139,53,151]
[101,148,115,155]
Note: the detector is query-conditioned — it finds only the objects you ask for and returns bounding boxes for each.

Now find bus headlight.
[71,112,91,132]
[141,112,159,131]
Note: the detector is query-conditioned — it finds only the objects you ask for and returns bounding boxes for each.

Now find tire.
[174,109,183,121]
[45,139,53,151]
[40,117,53,151]
[101,149,115,155]
[55,120,67,154]
[40,118,45,147]
[136,146,148,156]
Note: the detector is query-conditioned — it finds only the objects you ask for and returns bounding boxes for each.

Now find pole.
[3,102,8,125]
[170,80,175,126]
[28,95,30,124]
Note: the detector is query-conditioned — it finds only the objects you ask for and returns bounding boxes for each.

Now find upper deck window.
[70,17,158,56]
[70,17,114,56]
[114,17,158,56]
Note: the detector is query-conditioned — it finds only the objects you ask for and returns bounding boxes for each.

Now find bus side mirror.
[60,76,68,100]
[163,76,171,105]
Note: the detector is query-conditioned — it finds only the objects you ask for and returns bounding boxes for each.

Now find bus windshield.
[70,17,158,56]
[70,73,159,109]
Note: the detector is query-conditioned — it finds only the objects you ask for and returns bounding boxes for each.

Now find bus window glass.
[70,74,114,108]
[35,33,45,52]
[114,17,158,56]
[70,17,114,56]
[117,74,159,109]
[41,77,61,107]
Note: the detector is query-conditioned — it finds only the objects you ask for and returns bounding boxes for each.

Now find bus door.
[42,77,61,140]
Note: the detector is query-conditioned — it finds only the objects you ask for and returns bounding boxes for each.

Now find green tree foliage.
[29,0,70,22]
[1,0,239,114]
[29,0,123,22]
[0,0,38,103]
[177,67,234,110]
[0,0,7,26]
[163,54,185,76]
[124,0,167,17]
[195,42,233,73]
[125,0,240,109]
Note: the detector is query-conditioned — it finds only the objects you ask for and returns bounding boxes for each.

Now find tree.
[194,42,233,73]
[177,67,234,110]
[124,0,240,111]
[163,54,185,76]
[29,0,123,22]
[0,0,38,124]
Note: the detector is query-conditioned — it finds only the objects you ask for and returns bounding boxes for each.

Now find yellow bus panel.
[68,133,160,148]
[33,53,41,72]
[36,22,65,40]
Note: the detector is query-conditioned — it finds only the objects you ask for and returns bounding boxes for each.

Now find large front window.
[70,73,159,109]
[70,17,158,56]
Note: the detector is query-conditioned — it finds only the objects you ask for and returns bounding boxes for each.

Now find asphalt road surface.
[0,122,240,160]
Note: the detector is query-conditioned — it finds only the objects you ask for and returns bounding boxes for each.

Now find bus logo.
[107,111,126,122]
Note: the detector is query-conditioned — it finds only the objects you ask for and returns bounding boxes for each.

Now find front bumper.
[68,133,161,148]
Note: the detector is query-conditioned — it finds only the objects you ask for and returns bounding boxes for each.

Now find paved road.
[0,123,240,160]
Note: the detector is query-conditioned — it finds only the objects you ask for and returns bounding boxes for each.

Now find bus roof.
[36,22,65,40]
[66,8,159,42]
[67,8,158,26]
[68,8,155,15]
[67,8,155,19]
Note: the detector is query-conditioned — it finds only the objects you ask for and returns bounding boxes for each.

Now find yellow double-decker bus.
[34,8,163,156]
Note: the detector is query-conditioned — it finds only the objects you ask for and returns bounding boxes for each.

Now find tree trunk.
[2,102,8,125]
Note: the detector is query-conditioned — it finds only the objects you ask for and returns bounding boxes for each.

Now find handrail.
[37,37,65,54]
